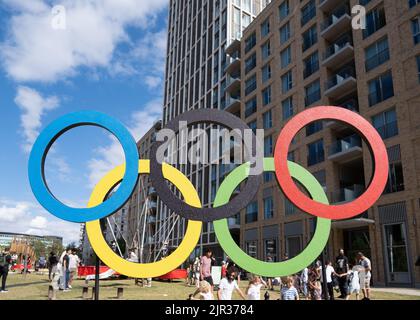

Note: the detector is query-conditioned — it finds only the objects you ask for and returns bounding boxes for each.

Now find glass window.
[261,18,270,37]
[303,51,319,78]
[280,22,291,44]
[264,196,274,219]
[245,74,257,95]
[246,241,258,258]
[409,0,420,8]
[245,32,257,53]
[416,56,420,83]
[263,110,273,129]
[261,40,271,60]
[281,46,292,68]
[302,25,317,52]
[264,239,278,261]
[279,0,290,20]
[412,16,420,44]
[262,64,272,83]
[264,135,273,157]
[246,202,258,223]
[368,71,394,106]
[307,139,325,166]
[305,80,321,106]
[363,6,386,39]
[285,198,296,216]
[365,37,390,72]
[282,97,293,120]
[301,0,316,26]
[245,96,257,117]
[245,53,257,74]
[281,70,293,93]
[262,86,272,106]
[372,108,399,139]
[384,224,409,273]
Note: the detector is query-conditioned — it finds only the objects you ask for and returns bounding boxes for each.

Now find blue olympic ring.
[28,111,139,223]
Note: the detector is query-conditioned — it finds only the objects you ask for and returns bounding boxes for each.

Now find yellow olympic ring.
[85,160,202,278]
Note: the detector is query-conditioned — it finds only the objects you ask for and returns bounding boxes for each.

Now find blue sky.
[0,1,168,244]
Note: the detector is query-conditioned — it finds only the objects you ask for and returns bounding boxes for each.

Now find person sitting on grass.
[189,280,214,300]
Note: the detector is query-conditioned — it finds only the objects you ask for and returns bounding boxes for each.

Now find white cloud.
[14,86,59,152]
[0,0,168,83]
[0,199,81,245]
[87,98,162,188]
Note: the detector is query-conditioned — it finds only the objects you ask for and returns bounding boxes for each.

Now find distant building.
[0,231,62,250]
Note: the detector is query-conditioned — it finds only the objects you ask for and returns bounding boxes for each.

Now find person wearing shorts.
[357,252,372,300]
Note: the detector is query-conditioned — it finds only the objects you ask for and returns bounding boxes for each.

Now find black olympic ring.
[149,109,262,222]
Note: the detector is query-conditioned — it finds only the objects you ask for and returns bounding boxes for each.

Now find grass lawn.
[2,272,420,301]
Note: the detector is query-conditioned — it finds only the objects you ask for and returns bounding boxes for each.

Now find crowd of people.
[187,249,373,301]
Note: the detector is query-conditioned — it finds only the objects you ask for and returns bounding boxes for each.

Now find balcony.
[320,7,352,41]
[322,41,354,69]
[326,100,359,129]
[225,96,241,114]
[319,0,343,13]
[324,67,357,99]
[225,55,241,74]
[328,135,363,163]
[331,185,364,204]
[225,75,241,94]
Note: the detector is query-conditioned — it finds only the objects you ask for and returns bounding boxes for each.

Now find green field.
[1,272,419,301]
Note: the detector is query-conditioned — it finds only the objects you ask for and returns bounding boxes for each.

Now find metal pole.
[94,253,100,300]
[320,248,328,300]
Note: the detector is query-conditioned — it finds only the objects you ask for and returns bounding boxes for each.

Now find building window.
[303,51,319,79]
[246,241,258,258]
[245,96,257,117]
[262,86,272,106]
[248,120,257,133]
[368,71,394,106]
[384,145,405,194]
[264,196,274,220]
[245,74,257,96]
[264,239,278,261]
[416,56,420,83]
[409,0,420,8]
[302,25,317,52]
[262,64,272,83]
[261,18,270,37]
[261,40,271,60]
[280,22,291,44]
[245,53,257,74]
[372,108,399,139]
[384,223,409,274]
[246,202,258,223]
[264,135,273,157]
[279,0,290,20]
[307,139,325,166]
[281,46,292,68]
[365,37,390,72]
[412,16,420,44]
[263,110,273,129]
[282,97,293,120]
[305,80,321,107]
[281,70,293,93]
[363,6,386,39]
[306,121,323,136]
[245,32,257,53]
[301,0,316,26]
[285,198,296,216]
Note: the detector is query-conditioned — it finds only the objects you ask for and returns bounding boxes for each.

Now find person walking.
[357,252,372,300]
[246,276,267,300]
[324,261,337,300]
[280,276,299,300]
[0,248,12,293]
[62,249,71,291]
[335,249,349,299]
[300,267,309,300]
[344,265,361,300]
[48,252,58,281]
[200,249,215,290]
[217,271,246,300]
[68,249,80,288]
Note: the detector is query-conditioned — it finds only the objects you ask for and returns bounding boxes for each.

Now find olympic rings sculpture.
[28,107,389,277]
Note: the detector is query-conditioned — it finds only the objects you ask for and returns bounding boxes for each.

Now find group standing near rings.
[188,248,373,301]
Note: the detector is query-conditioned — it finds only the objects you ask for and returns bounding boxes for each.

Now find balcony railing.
[331,185,364,203]
[321,5,350,31]
[365,48,390,72]
[324,40,353,60]
[325,67,356,90]
[329,135,362,156]
[374,121,399,140]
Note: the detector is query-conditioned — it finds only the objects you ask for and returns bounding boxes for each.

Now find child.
[345,265,361,300]
[308,266,321,300]
[246,276,267,300]
[189,280,214,300]
[280,276,299,300]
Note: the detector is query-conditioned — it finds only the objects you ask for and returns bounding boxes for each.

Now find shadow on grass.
[8,280,49,289]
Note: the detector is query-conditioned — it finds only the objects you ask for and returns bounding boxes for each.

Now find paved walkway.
[372,287,420,297]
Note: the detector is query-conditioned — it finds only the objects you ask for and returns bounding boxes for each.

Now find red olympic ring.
[274,106,389,220]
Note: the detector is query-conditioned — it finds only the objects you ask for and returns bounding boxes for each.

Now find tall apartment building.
[157,0,272,262]
[224,0,420,287]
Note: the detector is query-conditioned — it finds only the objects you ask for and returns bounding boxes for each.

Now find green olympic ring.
[213,158,331,277]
